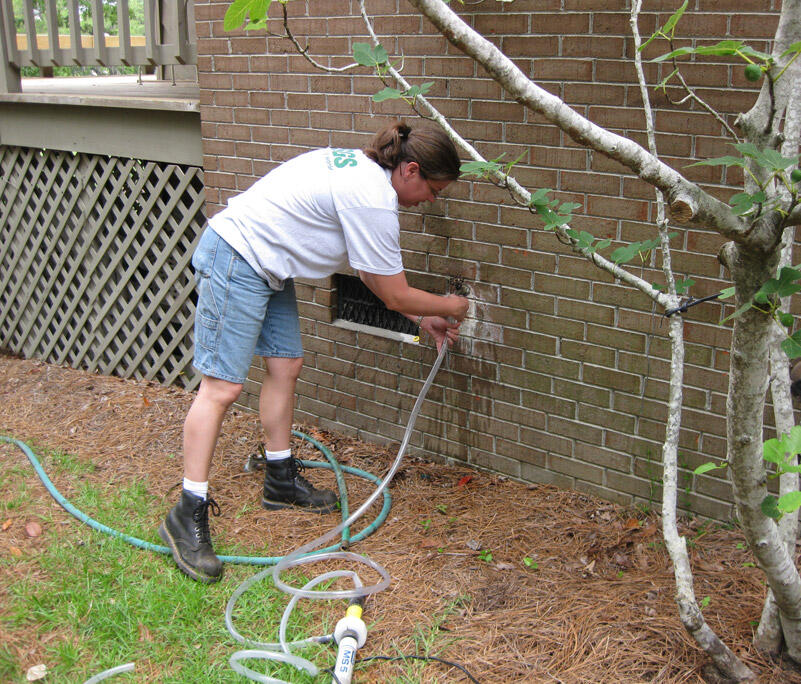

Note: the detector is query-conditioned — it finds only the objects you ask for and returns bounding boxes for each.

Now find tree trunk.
[725,244,801,662]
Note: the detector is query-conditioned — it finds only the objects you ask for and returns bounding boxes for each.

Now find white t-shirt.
[208,148,404,290]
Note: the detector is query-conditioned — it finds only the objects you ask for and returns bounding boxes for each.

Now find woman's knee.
[197,375,243,408]
[264,356,304,383]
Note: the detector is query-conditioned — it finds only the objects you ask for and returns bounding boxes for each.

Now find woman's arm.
[358,271,468,320]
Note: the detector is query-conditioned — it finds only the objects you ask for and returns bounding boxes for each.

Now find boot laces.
[192,496,220,544]
[288,457,313,487]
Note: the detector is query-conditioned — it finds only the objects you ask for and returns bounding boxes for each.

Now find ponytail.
[364,120,461,181]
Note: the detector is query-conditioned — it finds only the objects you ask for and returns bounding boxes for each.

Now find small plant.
[421,518,432,531]
[523,556,538,569]
[478,549,493,563]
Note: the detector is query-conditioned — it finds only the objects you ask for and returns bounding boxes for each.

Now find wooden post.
[0,0,22,92]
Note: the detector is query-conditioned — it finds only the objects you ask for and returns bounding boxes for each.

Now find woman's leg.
[184,375,243,481]
[258,356,304,451]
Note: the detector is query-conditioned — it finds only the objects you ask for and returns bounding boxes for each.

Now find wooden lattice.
[0,145,205,390]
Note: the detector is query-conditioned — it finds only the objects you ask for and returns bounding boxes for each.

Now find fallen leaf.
[494,562,516,571]
[624,518,640,530]
[583,559,596,574]
[2,519,11,531]
[26,664,47,681]
[457,475,473,488]
[640,523,658,538]
[142,395,151,407]
[138,622,153,642]
[696,558,726,573]
[25,521,42,538]
[420,538,441,548]
[466,539,481,551]
[9,546,22,557]
[612,552,630,568]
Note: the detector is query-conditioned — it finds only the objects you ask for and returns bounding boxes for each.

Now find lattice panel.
[0,145,205,390]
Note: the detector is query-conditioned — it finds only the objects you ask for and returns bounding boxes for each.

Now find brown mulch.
[1,351,800,683]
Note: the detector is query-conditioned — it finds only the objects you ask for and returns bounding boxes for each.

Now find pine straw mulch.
[1,351,800,683]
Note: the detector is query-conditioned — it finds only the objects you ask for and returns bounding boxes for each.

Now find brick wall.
[195,0,783,520]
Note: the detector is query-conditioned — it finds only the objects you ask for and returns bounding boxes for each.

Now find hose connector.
[332,604,367,684]
[333,605,367,649]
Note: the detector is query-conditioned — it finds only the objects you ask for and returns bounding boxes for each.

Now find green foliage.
[760,426,801,520]
[373,82,433,104]
[693,461,728,476]
[610,234,676,265]
[652,40,772,65]
[224,0,272,31]
[721,264,801,358]
[691,143,800,220]
[353,42,389,68]
[527,188,581,232]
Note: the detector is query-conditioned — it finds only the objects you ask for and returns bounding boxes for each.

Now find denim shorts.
[191,227,303,384]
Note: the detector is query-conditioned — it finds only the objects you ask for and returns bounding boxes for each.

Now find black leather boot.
[158,490,223,583]
[261,456,338,514]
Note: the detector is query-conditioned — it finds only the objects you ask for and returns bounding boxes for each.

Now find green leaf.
[676,277,695,294]
[728,190,766,216]
[781,41,801,58]
[372,87,403,102]
[695,40,748,56]
[779,312,795,328]
[718,286,736,299]
[783,425,801,456]
[763,437,785,464]
[694,461,727,475]
[611,244,638,264]
[651,46,695,63]
[529,187,553,207]
[559,201,582,214]
[782,332,801,360]
[690,155,745,168]
[460,160,502,178]
[224,0,271,31]
[777,491,801,514]
[639,0,688,52]
[652,40,744,64]
[761,495,782,520]
[656,67,680,91]
[720,300,753,324]
[662,0,689,37]
[760,149,799,171]
[353,43,388,67]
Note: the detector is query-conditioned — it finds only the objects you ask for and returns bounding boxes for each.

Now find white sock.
[263,448,292,461]
[183,477,208,500]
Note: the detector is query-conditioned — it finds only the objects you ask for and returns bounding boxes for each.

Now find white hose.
[82,663,135,684]
[226,342,449,681]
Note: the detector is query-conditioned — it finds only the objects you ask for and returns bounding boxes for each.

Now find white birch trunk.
[630,3,753,677]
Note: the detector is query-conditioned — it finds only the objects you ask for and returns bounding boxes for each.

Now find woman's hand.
[420,316,461,351]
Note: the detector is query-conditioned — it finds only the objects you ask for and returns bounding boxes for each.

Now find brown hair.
[363,120,461,181]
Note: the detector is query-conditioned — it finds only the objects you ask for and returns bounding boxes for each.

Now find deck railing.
[0,0,196,92]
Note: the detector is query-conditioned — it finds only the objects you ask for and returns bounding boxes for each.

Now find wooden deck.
[0,75,202,165]
[0,75,199,112]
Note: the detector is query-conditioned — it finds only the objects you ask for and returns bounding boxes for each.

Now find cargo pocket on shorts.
[194,274,221,353]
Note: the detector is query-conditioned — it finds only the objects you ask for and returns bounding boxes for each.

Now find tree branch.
[407,0,749,240]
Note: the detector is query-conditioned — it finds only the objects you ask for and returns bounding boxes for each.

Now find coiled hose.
[225,342,449,682]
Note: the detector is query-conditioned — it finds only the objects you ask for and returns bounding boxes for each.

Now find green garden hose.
[0,431,392,564]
